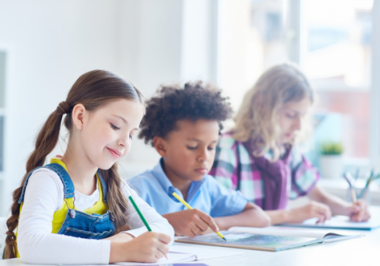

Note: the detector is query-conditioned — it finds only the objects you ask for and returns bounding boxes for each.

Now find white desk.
[3,208,380,266]
[1,229,379,266]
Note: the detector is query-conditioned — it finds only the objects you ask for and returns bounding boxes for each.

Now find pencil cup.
[345,187,358,203]
[346,187,371,205]
[358,188,371,205]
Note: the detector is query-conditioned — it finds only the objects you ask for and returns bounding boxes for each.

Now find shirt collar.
[151,158,207,202]
[151,158,175,195]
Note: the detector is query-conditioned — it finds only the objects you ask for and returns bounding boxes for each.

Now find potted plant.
[319,142,344,179]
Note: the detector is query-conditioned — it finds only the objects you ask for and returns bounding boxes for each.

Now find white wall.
[117,0,219,178]
[0,0,218,215]
[117,0,184,177]
[0,0,123,215]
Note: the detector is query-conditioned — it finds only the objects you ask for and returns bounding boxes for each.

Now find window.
[217,0,375,167]
[301,0,373,160]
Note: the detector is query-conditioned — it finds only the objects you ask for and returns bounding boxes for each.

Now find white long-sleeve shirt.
[17,168,174,264]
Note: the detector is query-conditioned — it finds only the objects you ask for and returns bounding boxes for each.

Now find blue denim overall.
[18,163,116,239]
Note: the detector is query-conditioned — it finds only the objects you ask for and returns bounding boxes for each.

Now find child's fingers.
[156,233,172,245]
[315,203,332,220]
[155,241,169,259]
[189,223,202,236]
[194,216,209,232]
[189,229,197,237]
[315,213,327,224]
[199,213,218,232]
[352,204,370,222]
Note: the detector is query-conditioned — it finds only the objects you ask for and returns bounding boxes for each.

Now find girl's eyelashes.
[285,112,297,119]
[110,123,120,130]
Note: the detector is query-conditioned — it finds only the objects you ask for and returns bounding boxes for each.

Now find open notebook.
[117,244,243,265]
[175,228,362,252]
[229,226,362,243]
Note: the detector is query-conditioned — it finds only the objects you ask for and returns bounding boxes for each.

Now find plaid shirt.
[210,133,320,209]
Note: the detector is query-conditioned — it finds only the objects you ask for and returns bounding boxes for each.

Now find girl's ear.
[71,104,86,130]
[153,136,167,157]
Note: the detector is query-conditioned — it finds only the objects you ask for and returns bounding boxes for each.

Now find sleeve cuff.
[233,193,249,214]
[123,227,148,238]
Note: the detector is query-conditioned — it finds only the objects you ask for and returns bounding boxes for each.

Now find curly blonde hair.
[232,63,314,161]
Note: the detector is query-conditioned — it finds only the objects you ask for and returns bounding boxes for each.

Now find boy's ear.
[153,136,167,157]
[71,104,86,130]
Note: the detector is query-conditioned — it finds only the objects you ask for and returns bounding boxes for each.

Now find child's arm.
[213,202,270,230]
[121,181,175,241]
[162,209,219,237]
[19,170,171,264]
[308,185,371,222]
[265,201,332,224]
[18,170,112,264]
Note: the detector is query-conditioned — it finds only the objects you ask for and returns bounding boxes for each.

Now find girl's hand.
[287,201,332,223]
[109,231,171,263]
[346,199,371,222]
[163,209,219,237]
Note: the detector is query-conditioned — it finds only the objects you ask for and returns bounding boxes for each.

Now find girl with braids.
[210,63,370,225]
[4,70,173,264]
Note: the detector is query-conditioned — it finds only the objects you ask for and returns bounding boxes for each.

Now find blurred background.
[0,0,380,215]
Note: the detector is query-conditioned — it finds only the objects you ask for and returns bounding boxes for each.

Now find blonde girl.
[210,63,370,224]
[4,70,173,263]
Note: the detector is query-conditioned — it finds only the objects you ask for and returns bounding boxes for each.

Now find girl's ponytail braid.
[4,102,70,258]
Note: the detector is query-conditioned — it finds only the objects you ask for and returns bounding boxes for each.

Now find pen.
[343,172,357,203]
[171,192,227,242]
[358,173,378,199]
[128,196,168,259]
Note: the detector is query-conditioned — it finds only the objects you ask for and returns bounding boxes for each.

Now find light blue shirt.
[128,159,248,217]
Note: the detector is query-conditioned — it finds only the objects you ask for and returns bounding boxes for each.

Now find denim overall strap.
[18,164,74,204]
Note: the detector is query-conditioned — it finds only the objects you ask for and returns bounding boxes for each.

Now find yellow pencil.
[172,192,227,242]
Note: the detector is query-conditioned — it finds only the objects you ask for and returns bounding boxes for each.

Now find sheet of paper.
[170,242,244,260]
[285,215,380,230]
[116,250,196,265]
[281,206,380,230]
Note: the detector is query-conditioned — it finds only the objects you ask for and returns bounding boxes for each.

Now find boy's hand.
[287,201,332,223]
[346,199,371,222]
[163,209,219,237]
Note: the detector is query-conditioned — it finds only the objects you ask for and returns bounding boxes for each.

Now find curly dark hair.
[139,81,233,145]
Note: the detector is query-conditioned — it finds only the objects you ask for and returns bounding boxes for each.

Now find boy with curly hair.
[128,82,270,237]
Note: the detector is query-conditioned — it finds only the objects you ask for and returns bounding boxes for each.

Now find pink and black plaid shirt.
[209,133,320,210]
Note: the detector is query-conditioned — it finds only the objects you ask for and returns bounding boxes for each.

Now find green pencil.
[129,195,152,231]
[128,195,168,259]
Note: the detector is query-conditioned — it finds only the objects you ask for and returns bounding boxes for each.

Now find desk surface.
[1,229,379,266]
[2,208,380,266]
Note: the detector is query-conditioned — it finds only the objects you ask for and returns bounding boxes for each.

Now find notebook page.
[116,251,196,265]
[170,243,244,260]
